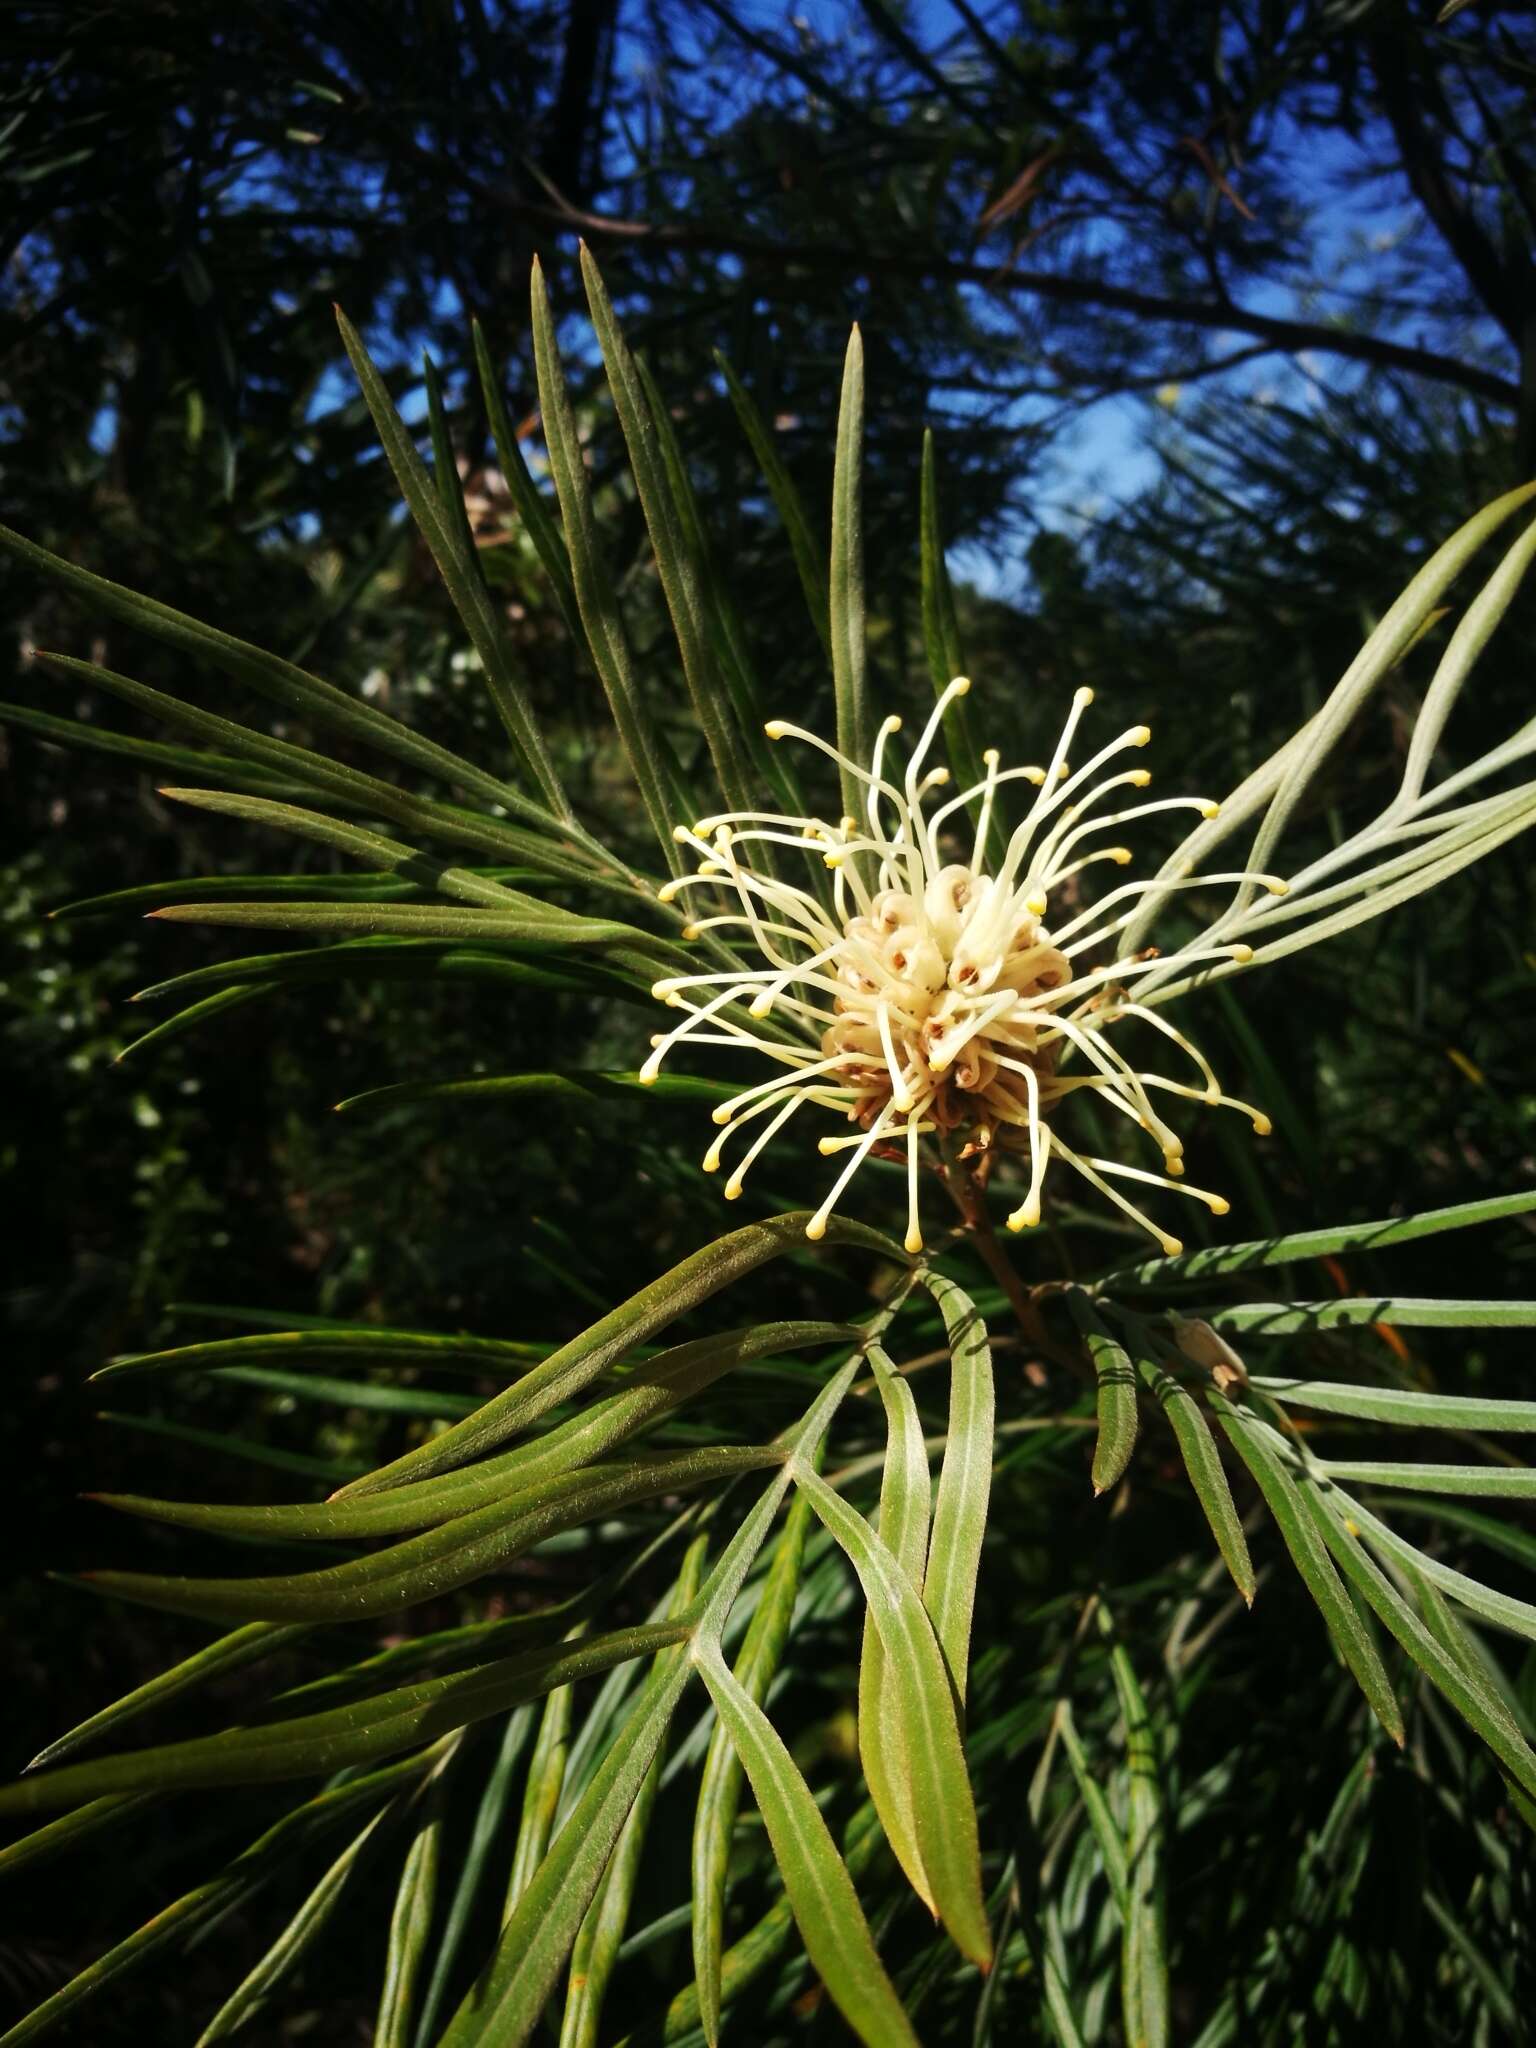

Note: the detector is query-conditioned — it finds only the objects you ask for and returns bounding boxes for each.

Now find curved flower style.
[642,679,1285,1255]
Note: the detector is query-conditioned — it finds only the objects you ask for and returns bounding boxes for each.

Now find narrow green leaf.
[1055,1703,1128,1917]
[336,1068,733,1117]
[1209,1298,1536,1334]
[1317,1460,1536,1499]
[1068,1292,1139,1495]
[690,1492,815,2047]
[857,1343,935,1912]
[94,1327,540,1387]
[196,1805,394,2043]
[696,1645,919,2048]
[641,1803,884,2045]
[170,1362,481,1416]
[1214,1403,1405,1742]
[0,699,301,793]
[116,984,269,1062]
[580,245,752,818]
[61,871,542,922]
[829,326,869,816]
[26,1621,306,1773]
[412,1706,536,2048]
[528,256,680,865]
[376,1752,451,2048]
[633,355,771,761]
[144,897,671,954]
[1322,1488,1536,1644]
[1135,1353,1254,1601]
[1101,1618,1169,2048]
[559,1543,708,2048]
[506,1679,574,1915]
[0,1794,154,1882]
[334,310,568,815]
[715,350,831,656]
[154,786,550,914]
[795,1464,992,1965]
[471,316,583,637]
[1112,1189,1536,1290]
[1250,1376,1536,1432]
[919,1274,994,1709]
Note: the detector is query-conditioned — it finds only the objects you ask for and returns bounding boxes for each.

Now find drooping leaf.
[1068,1291,1139,1495]
[920,1273,994,1707]
[696,1645,919,2048]
[794,1465,992,1965]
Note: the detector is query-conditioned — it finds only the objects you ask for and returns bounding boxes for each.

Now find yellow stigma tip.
[1252,1114,1273,1137]
[804,1218,827,1241]
[905,1227,924,1254]
[1266,879,1290,896]
[884,715,904,734]
[952,675,972,696]
[672,825,691,842]
[1160,1237,1184,1257]
[650,981,672,999]
[1208,1197,1231,1216]
[681,925,700,941]
[1109,847,1133,864]
[1232,944,1255,962]
[983,747,1000,765]
[658,882,681,902]
[1130,769,1152,787]
[1201,801,1220,819]
[1131,724,1151,746]
[711,1106,732,1126]
[817,1137,840,1156]
[764,720,788,739]
[723,1182,743,1200]
[748,996,773,1018]
[1076,686,1095,708]
[639,1068,659,1086]
[1026,894,1048,917]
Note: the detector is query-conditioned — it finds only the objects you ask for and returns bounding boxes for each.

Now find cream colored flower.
[641,681,1284,1255]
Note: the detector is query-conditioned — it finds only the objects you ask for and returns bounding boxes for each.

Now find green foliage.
[6,246,1536,2048]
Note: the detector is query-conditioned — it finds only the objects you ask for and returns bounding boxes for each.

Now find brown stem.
[939,1151,1086,1383]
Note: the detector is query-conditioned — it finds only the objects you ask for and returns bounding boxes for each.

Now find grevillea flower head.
[642,680,1286,1256]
